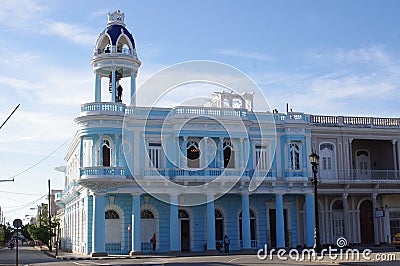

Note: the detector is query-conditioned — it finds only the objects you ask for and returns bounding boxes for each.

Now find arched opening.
[332,200,344,243]
[215,209,224,245]
[116,36,133,54]
[178,209,190,251]
[97,35,111,54]
[105,210,121,254]
[319,143,336,179]
[356,150,371,178]
[141,209,156,252]
[359,200,374,244]
[187,140,200,168]
[103,139,111,167]
[223,141,235,168]
[239,210,256,246]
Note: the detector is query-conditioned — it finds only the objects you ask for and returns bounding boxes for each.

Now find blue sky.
[0,0,400,222]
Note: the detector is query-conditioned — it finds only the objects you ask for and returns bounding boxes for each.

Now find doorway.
[269,209,288,247]
[360,200,374,244]
[179,209,190,251]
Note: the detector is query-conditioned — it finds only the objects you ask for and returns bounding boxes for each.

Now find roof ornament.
[107,10,126,26]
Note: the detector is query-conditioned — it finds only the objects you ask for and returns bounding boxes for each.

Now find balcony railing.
[319,169,400,183]
[80,102,126,115]
[311,115,400,128]
[143,168,276,181]
[80,166,127,178]
[105,242,121,254]
[172,106,247,118]
[240,240,259,248]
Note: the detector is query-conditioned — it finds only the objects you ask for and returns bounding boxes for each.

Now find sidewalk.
[37,246,256,261]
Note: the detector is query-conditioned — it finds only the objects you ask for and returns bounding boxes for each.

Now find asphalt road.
[0,245,58,265]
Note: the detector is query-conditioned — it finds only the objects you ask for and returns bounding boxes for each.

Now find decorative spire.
[107,10,125,26]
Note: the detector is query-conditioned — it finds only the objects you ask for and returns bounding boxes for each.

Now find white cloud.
[45,21,98,46]
[215,49,276,62]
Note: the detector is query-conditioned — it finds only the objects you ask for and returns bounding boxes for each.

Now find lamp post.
[309,151,321,253]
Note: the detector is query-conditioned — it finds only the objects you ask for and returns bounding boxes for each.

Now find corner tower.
[91,10,141,105]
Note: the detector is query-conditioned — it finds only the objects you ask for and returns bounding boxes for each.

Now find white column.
[241,193,251,249]
[130,71,137,106]
[202,137,208,168]
[111,68,116,102]
[324,196,330,244]
[98,134,103,166]
[392,140,397,177]
[115,134,120,167]
[183,137,188,168]
[351,196,357,244]
[219,138,224,168]
[95,72,101,102]
[170,194,180,251]
[79,136,84,168]
[372,193,379,245]
[206,194,216,250]
[342,193,349,241]
[348,139,353,170]
[239,138,244,168]
[130,194,141,254]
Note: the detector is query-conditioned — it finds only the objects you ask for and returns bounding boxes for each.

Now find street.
[0,245,57,265]
[1,245,400,266]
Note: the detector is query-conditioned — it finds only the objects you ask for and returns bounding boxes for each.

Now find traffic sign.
[13,218,22,228]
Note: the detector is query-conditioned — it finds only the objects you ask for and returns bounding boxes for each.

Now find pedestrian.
[224,235,230,253]
[150,233,157,253]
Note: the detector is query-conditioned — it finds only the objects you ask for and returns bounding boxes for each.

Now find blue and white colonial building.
[56,11,400,256]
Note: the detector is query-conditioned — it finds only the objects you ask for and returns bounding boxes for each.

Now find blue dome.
[102,24,135,49]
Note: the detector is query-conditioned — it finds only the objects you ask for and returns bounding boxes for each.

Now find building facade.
[56,11,400,256]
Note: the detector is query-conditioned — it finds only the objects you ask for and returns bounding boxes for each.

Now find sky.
[0,0,400,223]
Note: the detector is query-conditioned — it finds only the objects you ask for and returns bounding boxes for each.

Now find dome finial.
[107,10,125,26]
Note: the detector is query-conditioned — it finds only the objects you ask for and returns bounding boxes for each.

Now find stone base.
[241,248,256,254]
[90,252,108,257]
[168,250,181,254]
[129,251,143,256]
[204,249,219,254]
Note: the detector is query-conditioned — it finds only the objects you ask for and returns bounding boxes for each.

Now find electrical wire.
[0,190,43,196]
[2,138,71,181]
[2,194,46,213]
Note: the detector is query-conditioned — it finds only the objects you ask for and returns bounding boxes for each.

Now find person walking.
[150,233,157,253]
[224,235,230,253]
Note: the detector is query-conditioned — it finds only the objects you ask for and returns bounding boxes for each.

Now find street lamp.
[309,151,321,253]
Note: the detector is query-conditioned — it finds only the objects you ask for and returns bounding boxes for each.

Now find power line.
[3,194,46,214]
[0,104,20,130]
[0,190,43,196]
[2,138,71,181]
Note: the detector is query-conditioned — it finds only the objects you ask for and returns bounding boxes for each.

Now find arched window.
[319,143,336,179]
[289,142,300,170]
[332,200,344,242]
[187,140,200,168]
[141,210,154,219]
[223,141,235,168]
[239,210,256,241]
[103,139,111,167]
[215,209,224,241]
[105,210,119,219]
[179,209,189,219]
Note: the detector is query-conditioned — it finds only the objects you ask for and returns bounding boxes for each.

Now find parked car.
[392,233,400,248]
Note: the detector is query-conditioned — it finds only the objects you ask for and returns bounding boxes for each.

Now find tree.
[26,207,58,250]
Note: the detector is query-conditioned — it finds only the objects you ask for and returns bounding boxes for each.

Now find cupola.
[91,10,141,105]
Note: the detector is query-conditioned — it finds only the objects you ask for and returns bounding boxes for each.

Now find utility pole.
[48,179,52,252]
